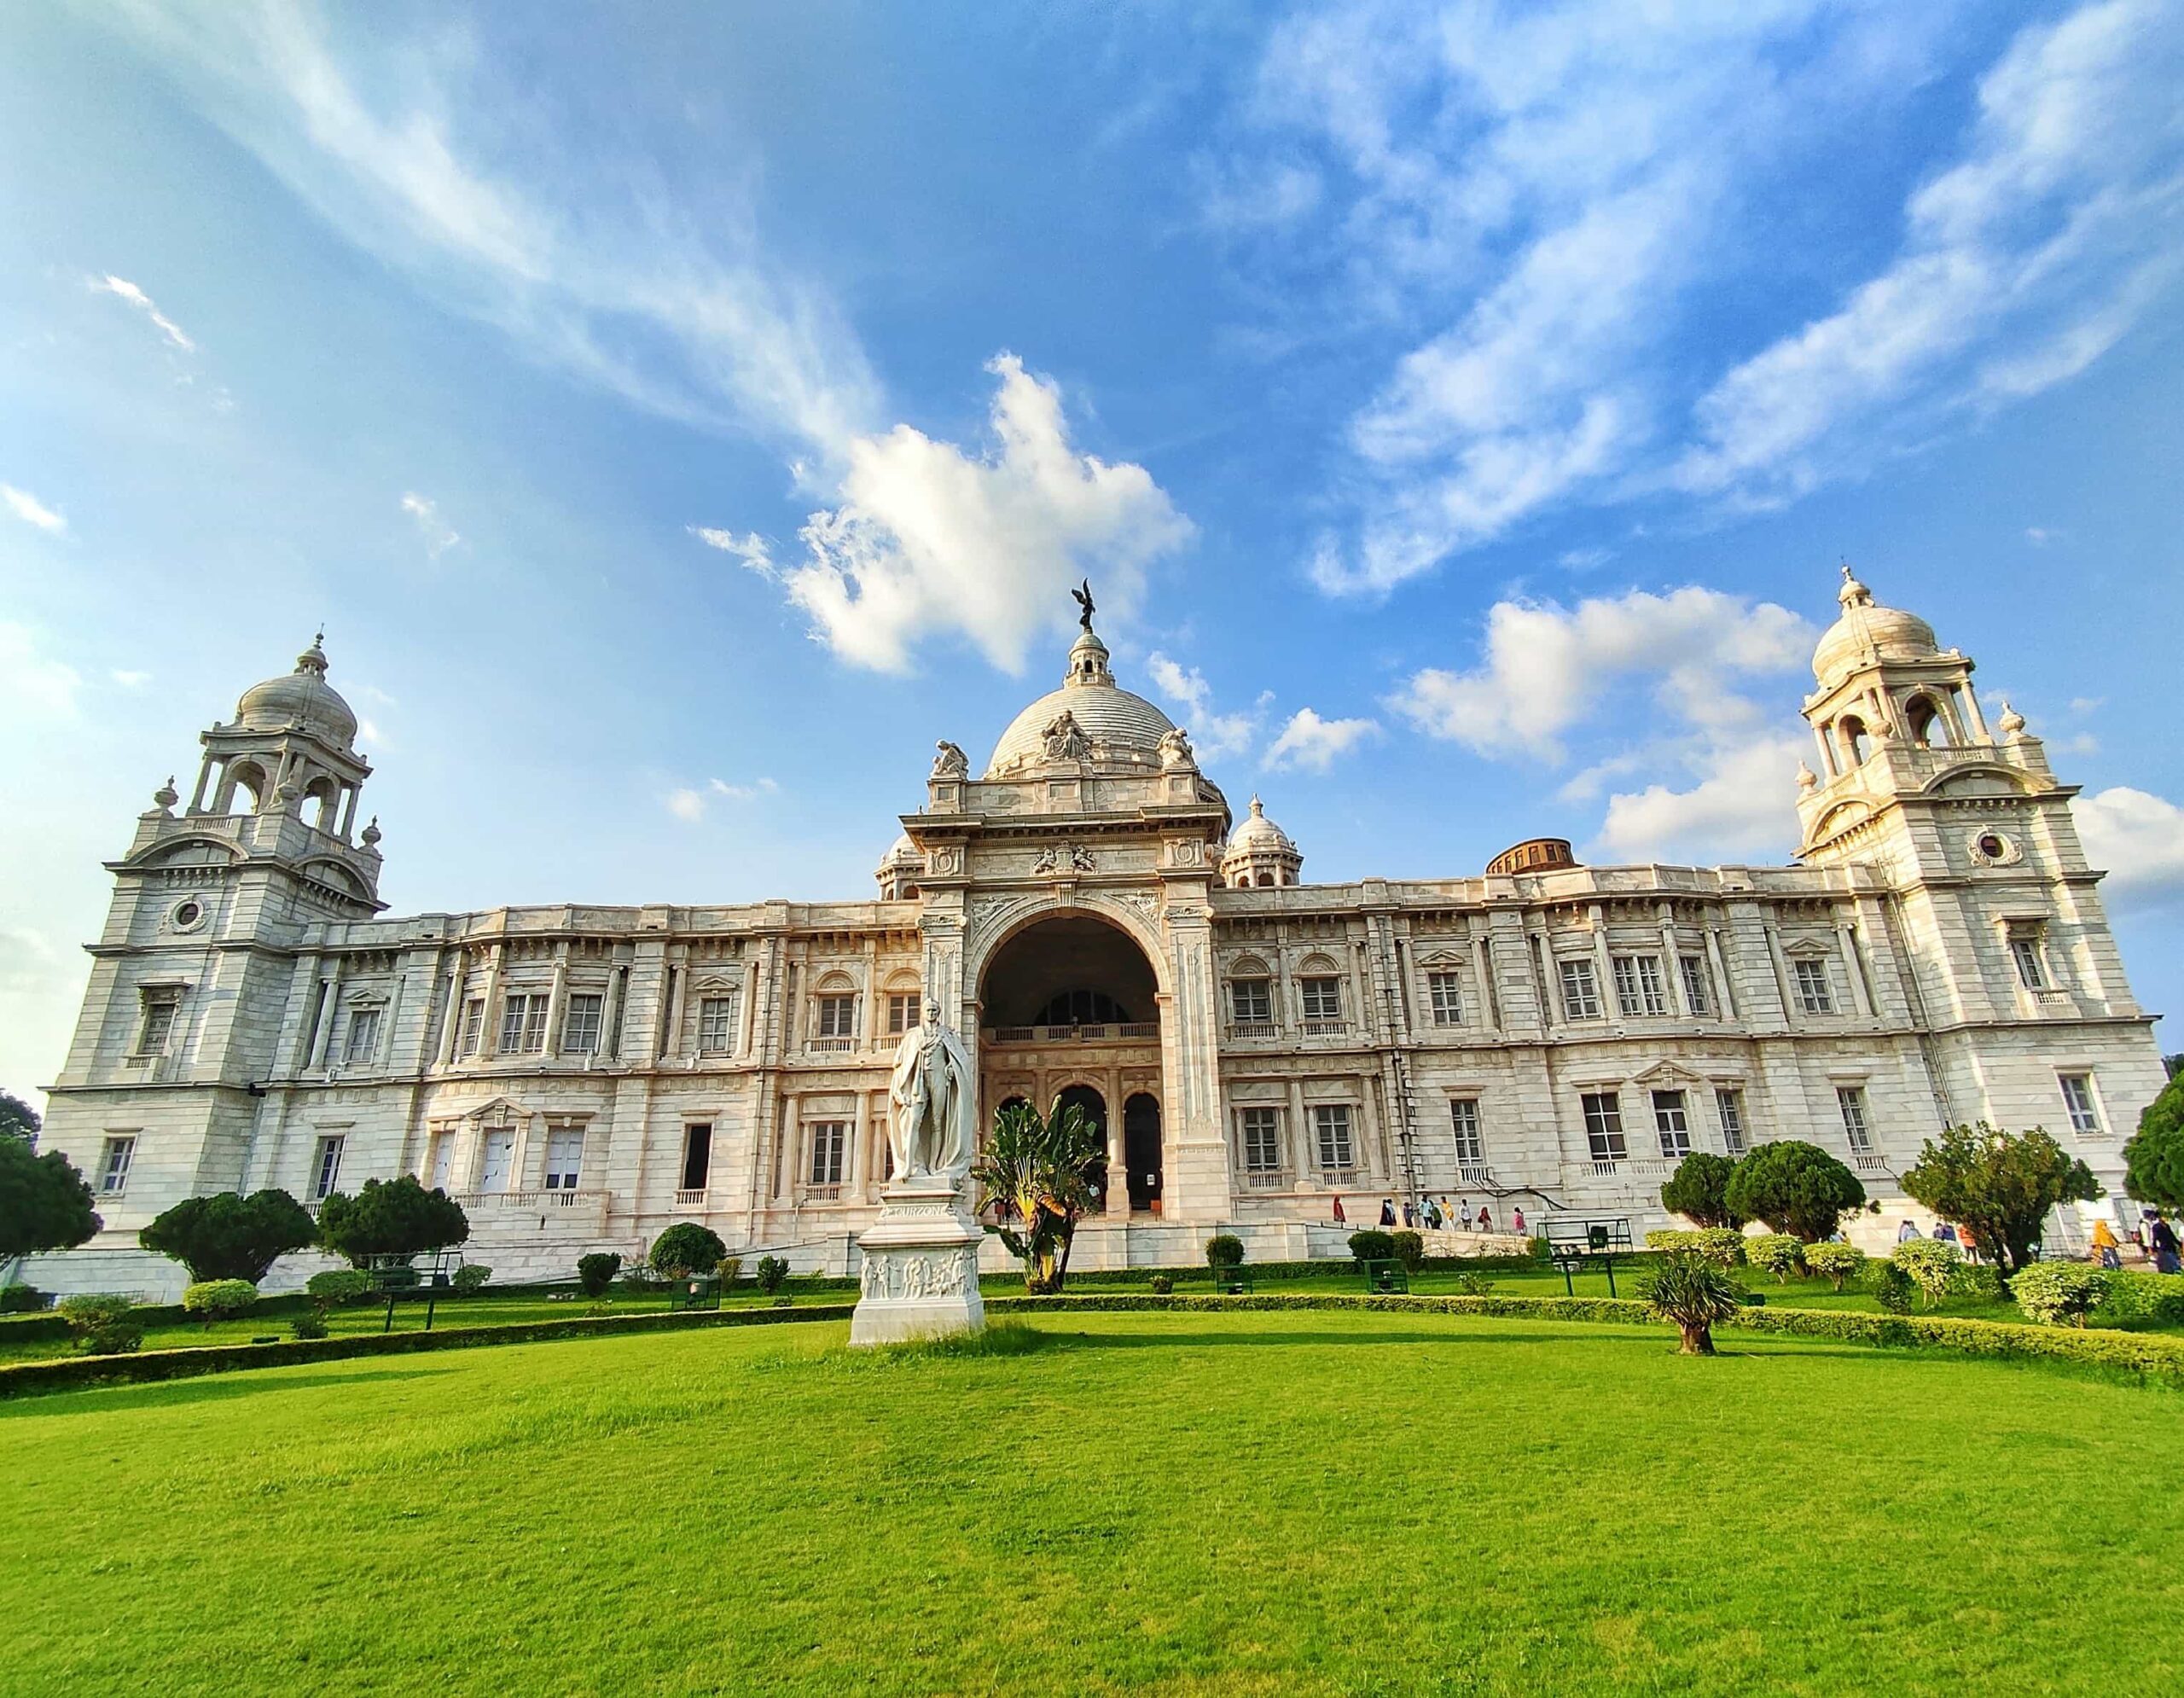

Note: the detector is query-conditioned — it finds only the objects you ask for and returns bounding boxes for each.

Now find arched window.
[222,761,265,814]
[304,776,340,833]
[1031,989,1132,1026]
[1839,716,1870,766]
[1904,695,1948,747]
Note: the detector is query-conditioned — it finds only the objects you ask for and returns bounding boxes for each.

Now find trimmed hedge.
[0,1301,857,1401]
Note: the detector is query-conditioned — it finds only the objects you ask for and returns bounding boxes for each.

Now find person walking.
[1476,1205,1492,1234]
[1896,1218,1922,1244]
[1512,1206,1526,1236]
[2090,1218,2123,1271]
[1380,1197,1397,1227]
[2152,1212,2182,1276]
[1332,1194,1346,1224]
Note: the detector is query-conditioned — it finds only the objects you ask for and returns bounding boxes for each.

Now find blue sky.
[4,0,2182,1106]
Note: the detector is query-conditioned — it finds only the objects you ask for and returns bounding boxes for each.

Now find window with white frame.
[97,1135,136,1196]
[697,994,739,1055]
[1793,958,1835,1015]
[1715,1088,1748,1156]
[808,1121,847,1186]
[343,1006,381,1064]
[427,1128,456,1189]
[500,993,549,1054]
[1426,971,1464,1026]
[2059,1073,2101,1135]
[1653,1090,1692,1160]
[1837,1085,1873,1153]
[816,993,857,1039]
[886,991,918,1035]
[1449,1098,1484,1166]
[1612,954,1668,1017]
[1313,1103,1355,1172]
[311,1134,346,1201]
[680,1124,713,1192]
[2009,929,2048,991]
[1581,1091,1627,1163]
[1299,977,1343,1021]
[1560,958,1601,1021]
[561,992,604,1054]
[1240,1107,1283,1173]
[457,998,485,1057]
[544,1125,585,1190]
[1679,955,1712,1016]
[136,989,180,1055]
[1229,978,1274,1025]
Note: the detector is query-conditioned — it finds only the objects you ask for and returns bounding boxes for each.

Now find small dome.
[1813,568,1938,688]
[234,634,358,747]
[880,833,921,870]
[1228,796,1295,855]
[985,626,1178,777]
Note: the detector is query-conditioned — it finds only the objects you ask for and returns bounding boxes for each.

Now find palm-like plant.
[971,1099,1104,1292]
[1637,1253,1745,1356]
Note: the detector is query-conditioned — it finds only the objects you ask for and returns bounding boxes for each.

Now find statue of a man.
[887,1004,974,1181]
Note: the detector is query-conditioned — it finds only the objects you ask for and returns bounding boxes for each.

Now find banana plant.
[971,1099,1104,1292]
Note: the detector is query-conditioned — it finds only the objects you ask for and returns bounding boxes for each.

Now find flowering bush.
[1747,1234,1804,1282]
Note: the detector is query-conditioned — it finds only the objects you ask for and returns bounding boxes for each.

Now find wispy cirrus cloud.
[400,491,460,558]
[89,273,196,352]
[2,484,67,534]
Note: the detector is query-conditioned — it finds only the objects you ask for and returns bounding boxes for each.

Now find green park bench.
[671,1276,720,1312]
[1361,1259,1410,1295]
[1212,1266,1254,1295]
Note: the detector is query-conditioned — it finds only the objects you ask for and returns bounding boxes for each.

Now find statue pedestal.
[848,1177,986,1347]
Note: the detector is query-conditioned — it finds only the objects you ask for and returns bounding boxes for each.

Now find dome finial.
[1249,794,1264,816]
[296,629,329,675]
[1838,560,1873,609]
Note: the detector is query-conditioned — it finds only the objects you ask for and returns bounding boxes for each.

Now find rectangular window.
[2010,933,2048,990]
[1716,1088,1748,1156]
[1230,979,1273,1024]
[544,1125,585,1190]
[1679,955,1711,1016]
[1581,1091,1627,1163]
[1240,1107,1283,1173]
[343,1006,381,1063]
[136,991,179,1055]
[1793,958,1835,1015]
[1313,1103,1355,1172]
[500,993,549,1054]
[427,1129,456,1190]
[1426,971,1464,1026]
[1449,1098,1484,1166]
[816,994,857,1038]
[808,1121,846,1186]
[697,994,739,1055]
[1299,977,1343,1021]
[457,998,485,1057]
[1653,1090,1692,1160]
[98,1135,136,1196]
[311,1134,346,1201]
[886,992,918,1036]
[1837,1085,1873,1153]
[561,993,603,1054]
[2059,1073,2100,1136]
[1612,954,1667,1017]
[680,1124,713,1193]
[1560,958,1601,1021]
[480,1128,514,1193]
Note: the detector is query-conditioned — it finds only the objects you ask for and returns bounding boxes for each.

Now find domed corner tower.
[38,637,392,1276]
[1791,567,2162,1114]
[1220,797,1304,888]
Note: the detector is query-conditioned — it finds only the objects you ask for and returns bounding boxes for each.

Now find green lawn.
[3,1309,2177,1696]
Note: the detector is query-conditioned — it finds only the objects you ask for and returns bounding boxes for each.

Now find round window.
[171,899,204,930]
[1977,834,2004,859]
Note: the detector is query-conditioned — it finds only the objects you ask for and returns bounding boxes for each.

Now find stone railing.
[984,1021,1160,1045]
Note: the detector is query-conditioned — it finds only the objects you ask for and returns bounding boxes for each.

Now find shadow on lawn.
[0,1364,455,1418]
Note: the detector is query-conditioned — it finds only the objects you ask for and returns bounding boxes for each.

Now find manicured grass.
[3,1309,2178,1695]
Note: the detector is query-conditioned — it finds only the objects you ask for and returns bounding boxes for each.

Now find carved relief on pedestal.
[857,1245,977,1302]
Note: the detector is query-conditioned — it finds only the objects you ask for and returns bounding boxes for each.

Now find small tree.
[1659,1153,1746,1229]
[754,1255,790,1294]
[2011,1262,2110,1328]
[0,1090,40,1144]
[1205,1233,1245,1271]
[1746,1233,1804,1283]
[1900,1121,2100,1284]
[972,1098,1104,1293]
[1723,1141,1867,1242]
[2123,1070,2184,1212]
[56,1293,141,1355]
[1890,1238,1962,1308]
[0,1136,100,1268]
[1691,1228,1748,1270]
[1347,1229,1397,1265]
[139,1189,317,1284]
[451,1264,491,1295]
[315,1176,468,1267]
[182,1279,258,1327]
[576,1252,623,1298]
[650,1223,728,1276]
[1871,1260,1916,1314]
[1638,1253,1744,1355]
[305,1268,371,1307]
[1803,1243,1867,1292]
[1391,1229,1426,1272]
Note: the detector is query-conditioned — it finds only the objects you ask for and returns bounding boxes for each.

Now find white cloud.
[665,788,706,823]
[1389,587,1813,762]
[690,527,775,574]
[707,776,778,801]
[0,625,82,716]
[1558,546,1613,572]
[771,355,1193,673]
[1144,652,1266,760]
[1594,732,1808,864]
[400,491,460,557]
[89,273,196,352]
[2025,526,2054,546]
[2077,787,2184,906]
[1263,707,1380,773]
[2,484,67,534]
[111,669,152,688]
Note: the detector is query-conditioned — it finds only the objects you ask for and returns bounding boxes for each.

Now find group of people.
[1896,1210,2183,1274]
[1332,1195,1525,1237]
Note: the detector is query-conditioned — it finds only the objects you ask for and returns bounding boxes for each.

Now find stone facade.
[27,582,2168,1297]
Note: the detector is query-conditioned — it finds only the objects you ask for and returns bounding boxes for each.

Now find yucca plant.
[1637,1253,1745,1356]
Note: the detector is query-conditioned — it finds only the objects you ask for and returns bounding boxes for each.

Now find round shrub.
[290,1308,329,1340]
[1693,1228,1750,1270]
[450,1264,491,1295]
[1391,1230,1426,1272]
[1347,1229,1397,1265]
[1803,1243,1867,1292]
[1149,1274,1175,1295]
[305,1268,371,1307]
[576,1252,623,1298]
[1645,1229,1700,1253]
[1659,1151,1745,1229]
[183,1279,259,1325]
[1205,1233,1245,1269]
[2012,1262,2111,1328]
[0,1282,50,1312]
[1747,1234,1804,1282]
[1871,1260,1916,1314]
[651,1223,729,1277]
[138,1189,317,1283]
[56,1293,142,1356]
[1889,1238,1964,1307]
[1724,1140,1867,1242]
[316,1175,469,1266]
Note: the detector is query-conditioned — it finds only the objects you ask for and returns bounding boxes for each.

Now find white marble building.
[27,573,2168,1295]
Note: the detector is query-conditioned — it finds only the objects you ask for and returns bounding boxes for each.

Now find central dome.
[985,627,1177,777]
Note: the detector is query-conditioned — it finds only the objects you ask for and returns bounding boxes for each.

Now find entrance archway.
[1055,1084,1112,1212]
[979,913,1159,1030]
[1124,1092,1162,1213]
